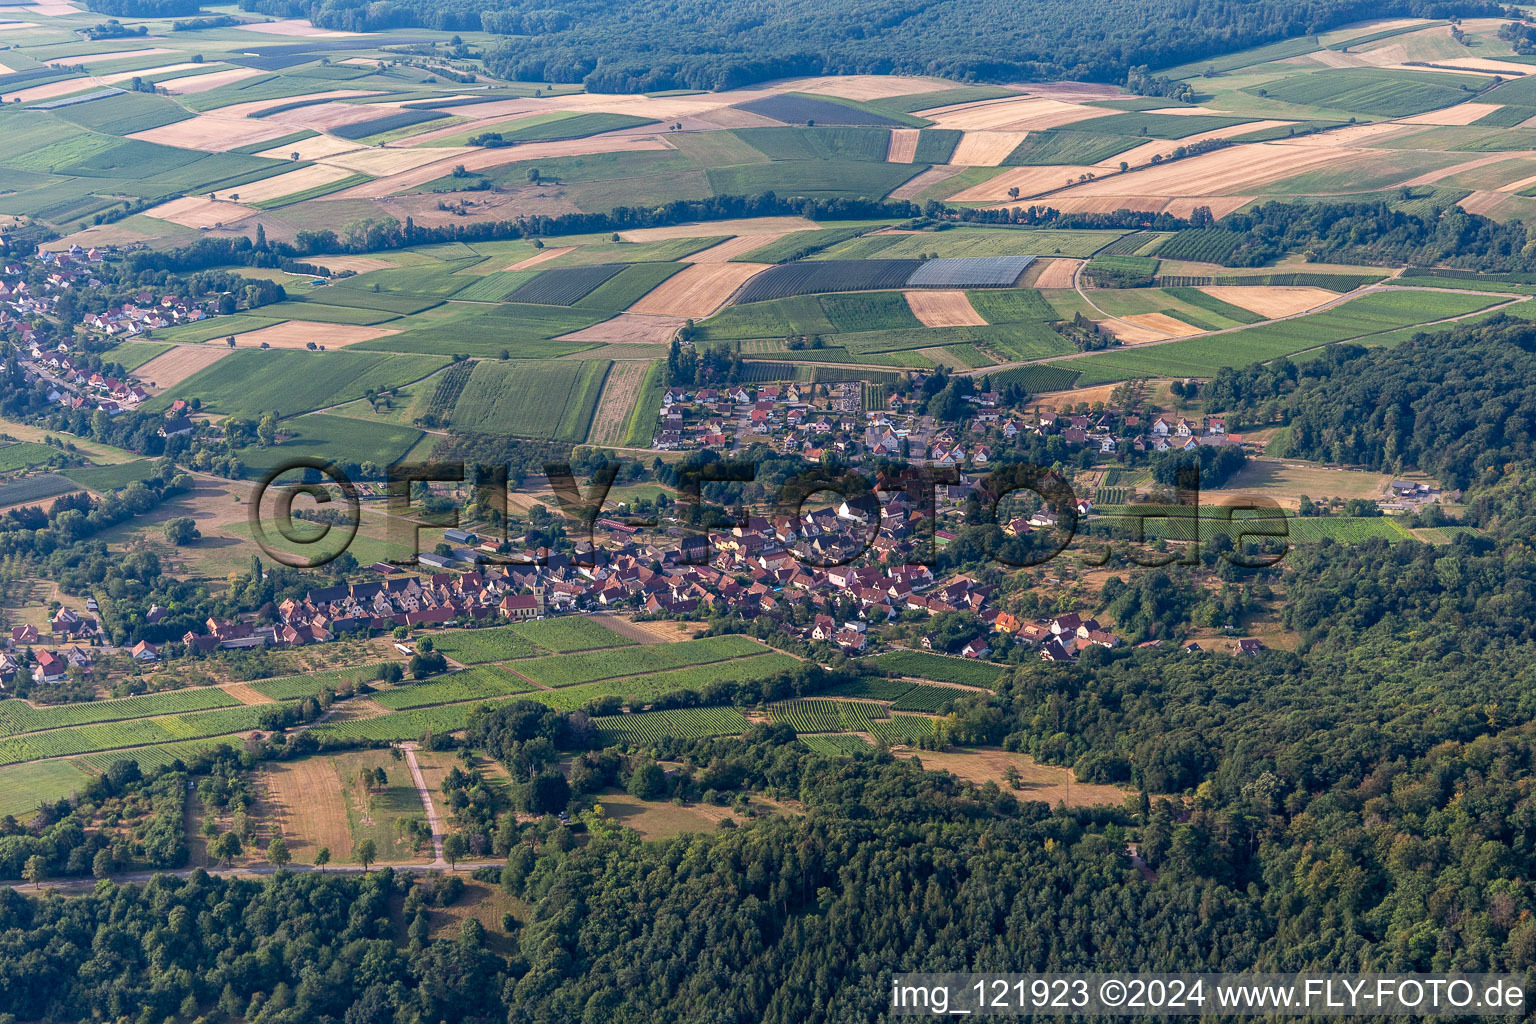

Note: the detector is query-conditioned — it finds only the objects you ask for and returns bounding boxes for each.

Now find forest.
[235,0,1510,91]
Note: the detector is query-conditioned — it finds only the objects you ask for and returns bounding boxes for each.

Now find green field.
[62,459,161,492]
[1064,289,1499,383]
[146,350,450,419]
[237,414,425,474]
[0,442,62,473]
[706,159,923,199]
[1246,68,1488,117]
[250,665,394,701]
[0,760,93,818]
[447,359,609,440]
[512,616,635,652]
[819,291,923,331]
[354,303,603,358]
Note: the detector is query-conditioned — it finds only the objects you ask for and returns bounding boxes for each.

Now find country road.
[400,741,447,867]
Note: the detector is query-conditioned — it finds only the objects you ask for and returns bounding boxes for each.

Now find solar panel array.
[906,255,1037,288]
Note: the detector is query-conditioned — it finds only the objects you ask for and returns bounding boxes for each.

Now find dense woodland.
[229,0,1510,91]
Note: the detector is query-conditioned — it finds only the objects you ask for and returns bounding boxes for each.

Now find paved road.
[400,741,447,867]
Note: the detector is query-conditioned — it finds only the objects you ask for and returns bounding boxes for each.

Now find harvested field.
[2,77,90,104]
[278,101,401,132]
[888,165,968,199]
[619,216,817,241]
[1105,121,1292,167]
[779,74,953,99]
[254,135,363,161]
[1458,190,1509,216]
[905,289,986,327]
[324,136,671,199]
[949,130,1030,165]
[45,47,174,65]
[886,128,920,162]
[1270,122,1415,147]
[209,90,384,119]
[261,757,353,861]
[1164,196,1255,218]
[135,345,234,391]
[1396,100,1506,125]
[1398,151,1530,188]
[305,255,396,274]
[1199,286,1341,318]
[684,235,789,262]
[221,682,276,706]
[161,67,265,95]
[916,95,1100,131]
[1053,143,1348,198]
[587,360,650,444]
[143,196,259,229]
[227,321,400,349]
[505,246,575,271]
[950,165,1101,202]
[1102,318,1175,344]
[1119,312,1202,340]
[1030,258,1081,288]
[626,262,770,318]
[211,164,356,203]
[237,17,355,36]
[129,114,300,153]
[320,146,475,176]
[557,312,686,344]
[1031,196,1167,214]
[98,61,208,85]
[891,747,1125,807]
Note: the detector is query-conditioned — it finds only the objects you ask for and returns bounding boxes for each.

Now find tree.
[627,760,665,799]
[23,854,44,888]
[211,831,242,867]
[443,832,467,869]
[163,516,199,546]
[92,847,113,879]
[266,836,290,870]
[256,412,278,447]
[314,846,330,871]
[354,838,377,872]
[526,167,540,183]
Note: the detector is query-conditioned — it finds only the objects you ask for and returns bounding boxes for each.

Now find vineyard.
[0,702,286,766]
[372,666,535,710]
[251,665,391,701]
[1097,230,1166,257]
[425,362,475,421]
[591,706,751,746]
[1150,229,1247,263]
[768,699,889,733]
[800,734,874,756]
[988,364,1081,393]
[510,616,635,653]
[818,676,920,701]
[0,687,239,736]
[309,699,512,743]
[889,684,969,712]
[871,650,1007,687]
[505,264,626,306]
[530,652,801,711]
[430,625,545,664]
[511,635,768,688]
[76,736,236,774]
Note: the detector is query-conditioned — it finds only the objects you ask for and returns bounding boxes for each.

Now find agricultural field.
[146,349,450,420]
[509,635,769,687]
[591,706,752,746]
[444,359,609,441]
[870,650,1009,688]
[371,666,536,710]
